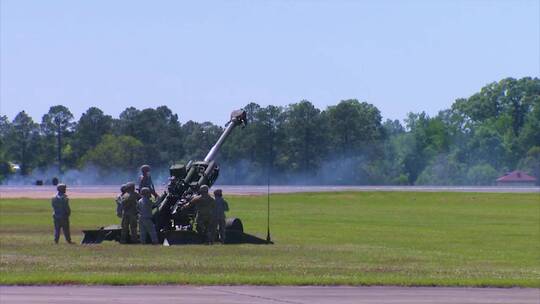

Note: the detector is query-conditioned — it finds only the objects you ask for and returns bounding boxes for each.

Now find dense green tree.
[220,104,286,183]
[225,104,285,166]
[72,107,113,163]
[181,121,222,161]
[451,77,539,132]
[320,100,385,184]
[371,133,406,185]
[402,111,457,184]
[7,111,41,175]
[0,116,16,182]
[221,103,261,164]
[415,154,465,185]
[0,115,10,162]
[402,112,432,184]
[154,106,185,164]
[282,100,327,174]
[81,134,143,173]
[41,105,75,174]
[519,146,540,185]
[243,102,261,124]
[517,97,540,152]
[252,105,286,169]
[116,107,141,137]
[383,119,405,137]
[468,126,507,170]
[0,115,9,138]
[116,106,184,167]
[1,76,539,185]
[452,77,540,167]
[325,99,384,156]
[466,164,499,185]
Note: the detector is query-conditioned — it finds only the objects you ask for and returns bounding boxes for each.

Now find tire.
[225,218,243,232]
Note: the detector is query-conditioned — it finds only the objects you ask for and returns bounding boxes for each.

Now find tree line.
[1,77,539,185]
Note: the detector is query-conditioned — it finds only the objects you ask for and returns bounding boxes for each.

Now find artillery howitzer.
[82,109,269,245]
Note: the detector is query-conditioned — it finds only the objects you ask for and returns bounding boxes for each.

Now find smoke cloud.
[3,165,171,187]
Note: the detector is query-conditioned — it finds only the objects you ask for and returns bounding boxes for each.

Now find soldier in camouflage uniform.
[182,185,216,244]
[115,184,127,218]
[212,189,229,243]
[137,187,159,244]
[138,164,158,199]
[51,183,73,244]
[120,182,141,243]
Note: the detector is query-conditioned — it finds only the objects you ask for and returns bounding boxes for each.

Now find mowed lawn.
[0,192,538,287]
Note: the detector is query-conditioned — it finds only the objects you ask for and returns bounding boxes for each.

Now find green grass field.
[0,192,539,287]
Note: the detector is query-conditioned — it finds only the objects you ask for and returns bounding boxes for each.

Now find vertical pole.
[266,167,271,243]
[57,125,62,175]
[266,119,272,244]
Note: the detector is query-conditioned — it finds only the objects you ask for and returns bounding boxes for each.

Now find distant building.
[496,170,537,186]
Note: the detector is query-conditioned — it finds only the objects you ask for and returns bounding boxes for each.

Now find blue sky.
[1,0,539,124]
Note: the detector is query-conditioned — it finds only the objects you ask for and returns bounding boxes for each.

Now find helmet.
[199,185,209,194]
[125,182,136,191]
[140,165,151,173]
[120,184,127,192]
[57,183,67,192]
[140,187,151,196]
[214,189,222,196]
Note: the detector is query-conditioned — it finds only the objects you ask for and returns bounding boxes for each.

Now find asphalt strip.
[1,185,539,199]
[0,285,538,304]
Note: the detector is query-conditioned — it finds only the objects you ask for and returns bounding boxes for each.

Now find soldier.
[138,164,158,199]
[213,189,229,243]
[182,185,215,244]
[51,183,73,244]
[120,182,140,243]
[137,187,159,244]
[115,184,127,218]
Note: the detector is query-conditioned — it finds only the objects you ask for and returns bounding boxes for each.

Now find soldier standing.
[51,184,73,244]
[116,184,127,218]
[137,187,159,244]
[182,185,215,244]
[138,165,158,199]
[213,189,229,243]
[120,182,140,243]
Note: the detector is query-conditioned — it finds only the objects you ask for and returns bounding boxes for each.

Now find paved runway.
[1,185,539,198]
[0,286,538,304]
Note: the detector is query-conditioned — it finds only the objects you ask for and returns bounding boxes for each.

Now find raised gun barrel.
[204,109,247,162]
[155,109,247,235]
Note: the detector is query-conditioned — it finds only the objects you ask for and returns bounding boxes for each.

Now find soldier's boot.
[64,222,73,244]
[130,216,139,243]
[54,219,61,244]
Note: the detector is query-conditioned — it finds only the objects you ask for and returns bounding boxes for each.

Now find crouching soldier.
[51,184,73,244]
[120,182,140,243]
[182,185,215,244]
[137,187,159,244]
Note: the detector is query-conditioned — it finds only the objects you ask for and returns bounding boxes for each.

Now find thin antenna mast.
[266,167,271,243]
[266,119,272,244]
